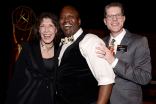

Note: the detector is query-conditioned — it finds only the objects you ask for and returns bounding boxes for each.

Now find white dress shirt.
[58,28,115,86]
[110,28,126,68]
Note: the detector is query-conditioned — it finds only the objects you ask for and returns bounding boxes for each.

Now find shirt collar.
[110,28,126,45]
[73,28,83,41]
[59,28,83,46]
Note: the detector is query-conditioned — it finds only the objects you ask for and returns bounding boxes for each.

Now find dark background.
[0,0,156,103]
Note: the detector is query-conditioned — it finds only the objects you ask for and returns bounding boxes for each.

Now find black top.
[42,57,55,104]
[43,57,54,72]
[5,41,56,104]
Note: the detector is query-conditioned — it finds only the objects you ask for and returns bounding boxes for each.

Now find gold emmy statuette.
[12,6,36,62]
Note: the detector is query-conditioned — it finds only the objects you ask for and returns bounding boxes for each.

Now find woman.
[5,12,63,104]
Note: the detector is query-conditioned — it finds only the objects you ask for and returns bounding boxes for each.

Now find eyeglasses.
[106,13,123,20]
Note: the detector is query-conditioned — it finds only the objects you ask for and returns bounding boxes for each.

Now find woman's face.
[39,18,57,45]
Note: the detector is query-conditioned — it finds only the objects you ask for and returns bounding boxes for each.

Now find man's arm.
[79,34,115,103]
[97,84,113,104]
[96,37,152,85]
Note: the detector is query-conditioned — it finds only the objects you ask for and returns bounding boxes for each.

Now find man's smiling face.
[59,6,81,37]
[104,7,125,37]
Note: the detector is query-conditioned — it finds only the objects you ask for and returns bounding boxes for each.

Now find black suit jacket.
[103,29,152,104]
[5,41,57,104]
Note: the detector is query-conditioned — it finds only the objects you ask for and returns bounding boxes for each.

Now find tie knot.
[111,39,115,43]
[61,35,74,44]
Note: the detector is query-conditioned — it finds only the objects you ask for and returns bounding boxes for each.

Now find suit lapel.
[55,44,63,68]
[64,32,86,53]
[103,36,110,48]
[58,32,86,66]
[114,30,131,59]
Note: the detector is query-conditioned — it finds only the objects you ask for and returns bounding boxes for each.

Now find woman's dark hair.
[32,12,64,43]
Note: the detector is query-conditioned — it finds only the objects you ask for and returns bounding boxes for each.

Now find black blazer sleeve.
[5,42,27,104]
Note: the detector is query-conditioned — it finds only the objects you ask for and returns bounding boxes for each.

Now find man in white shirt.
[55,5,115,104]
[96,2,152,104]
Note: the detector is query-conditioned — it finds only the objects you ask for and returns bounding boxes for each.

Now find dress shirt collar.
[110,28,126,45]
[59,28,83,46]
[73,28,83,41]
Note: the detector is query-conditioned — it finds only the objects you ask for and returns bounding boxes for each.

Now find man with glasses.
[96,2,152,104]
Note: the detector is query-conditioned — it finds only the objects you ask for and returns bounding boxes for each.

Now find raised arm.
[96,37,152,85]
[80,34,115,103]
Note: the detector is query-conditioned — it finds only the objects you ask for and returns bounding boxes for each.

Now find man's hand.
[96,43,116,64]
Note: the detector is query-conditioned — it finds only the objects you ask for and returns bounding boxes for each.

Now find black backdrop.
[0,0,156,103]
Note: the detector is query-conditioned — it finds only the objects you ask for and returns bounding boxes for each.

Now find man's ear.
[78,18,81,26]
[123,16,126,23]
[103,18,107,25]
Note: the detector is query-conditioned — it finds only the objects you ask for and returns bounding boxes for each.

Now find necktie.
[61,35,74,44]
[109,39,115,55]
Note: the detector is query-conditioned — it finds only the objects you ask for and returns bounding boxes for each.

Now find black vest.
[56,33,99,104]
